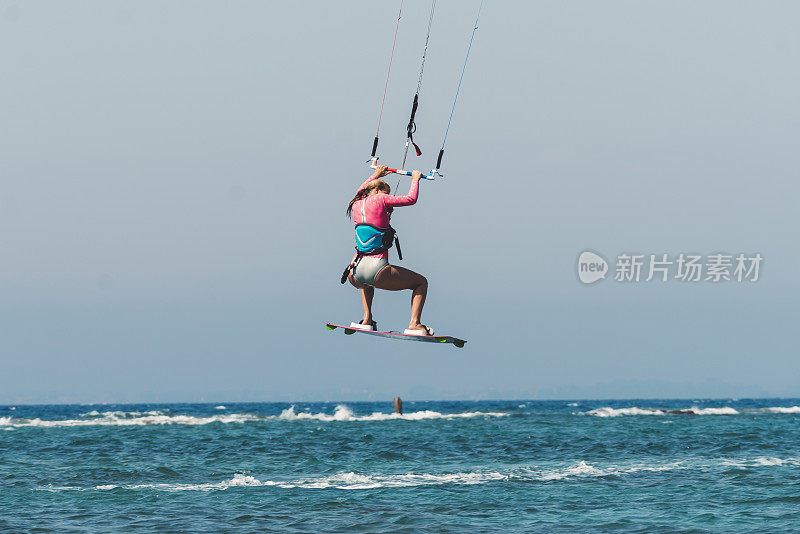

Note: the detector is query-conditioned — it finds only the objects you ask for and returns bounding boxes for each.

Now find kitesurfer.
[344,165,433,336]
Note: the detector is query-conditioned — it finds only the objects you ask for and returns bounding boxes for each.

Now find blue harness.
[355,224,397,256]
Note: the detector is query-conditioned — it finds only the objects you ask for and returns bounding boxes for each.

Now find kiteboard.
[325,323,466,348]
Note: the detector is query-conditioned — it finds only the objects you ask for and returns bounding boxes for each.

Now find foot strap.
[350,319,377,331]
[403,325,434,336]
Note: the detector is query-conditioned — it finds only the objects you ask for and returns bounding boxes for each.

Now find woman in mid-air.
[343,165,432,336]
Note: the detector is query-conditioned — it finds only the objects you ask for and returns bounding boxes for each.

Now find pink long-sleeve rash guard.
[352,177,419,259]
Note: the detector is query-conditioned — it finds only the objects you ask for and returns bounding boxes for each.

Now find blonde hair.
[346,180,391,218]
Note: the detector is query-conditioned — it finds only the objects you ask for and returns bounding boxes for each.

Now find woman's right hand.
[411,170,423,181]
[373,165,390,179]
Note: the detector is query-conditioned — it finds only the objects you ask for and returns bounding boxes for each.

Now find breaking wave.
[8,404,800,428]
[761,406,800,414]
[534,460,687,481]
[38,455,799,493]
[277,405,508,422]
[64,472,506,492]
[0,410,262,428]
[583,406,800,417]
[720,457,800,468]
[0,405,508,428]
[585,407,666,417]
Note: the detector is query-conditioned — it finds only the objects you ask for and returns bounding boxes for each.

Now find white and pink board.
[325,323,466,348]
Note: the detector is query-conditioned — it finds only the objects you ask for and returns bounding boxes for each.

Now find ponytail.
[346,180,391,218]
[346,189,369,218]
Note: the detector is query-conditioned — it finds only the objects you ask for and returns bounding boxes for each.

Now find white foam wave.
[273,471,507,490]
[37,485,85,492]
[2,411,261,428]
[1,405,508,428]
[584,407,665,417]
[538,461,608,480]
[584,406,741,417]
[754,457,788,466]
[215,405,226,410]
[689,406,739,415]
[536,460,687,481]
[42,454,800,494]
[720,457,800,469]
[79,409,167,418]
[759,406,800,414]
[278,405,509,422]
[91,471,507,492]
[129,473,267,491]
[66,461,688,492]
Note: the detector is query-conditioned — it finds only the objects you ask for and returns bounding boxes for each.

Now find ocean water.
[3,399,800,532]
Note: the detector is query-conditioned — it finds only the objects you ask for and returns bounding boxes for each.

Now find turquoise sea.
[3,398,800,532]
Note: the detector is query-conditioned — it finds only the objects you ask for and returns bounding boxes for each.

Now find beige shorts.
[353,256,389,287]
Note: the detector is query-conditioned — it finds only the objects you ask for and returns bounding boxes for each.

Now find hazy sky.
[1,1,798,403]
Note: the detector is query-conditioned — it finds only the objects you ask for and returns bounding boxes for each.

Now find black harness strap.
[341,254,361,284]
